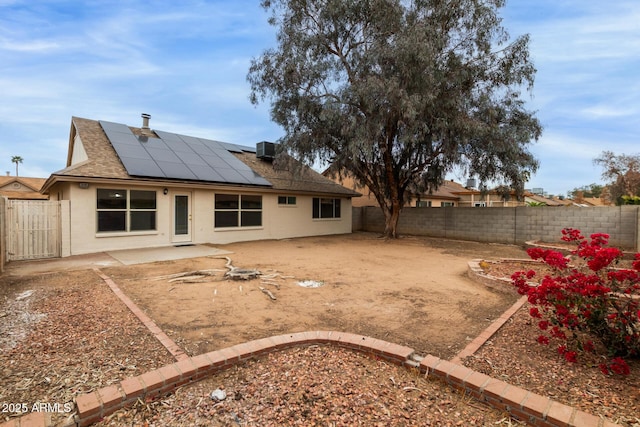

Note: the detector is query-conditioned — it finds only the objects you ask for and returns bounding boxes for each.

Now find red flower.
[564,351,578,363]
[538,320,550,330]
[599,363,610,375]
[610,358,630,376]
[537,335,549,345]
[513,228,638,376]
[583,341,595,353]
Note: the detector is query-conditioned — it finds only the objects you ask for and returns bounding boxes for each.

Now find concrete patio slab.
[107,245,232,265]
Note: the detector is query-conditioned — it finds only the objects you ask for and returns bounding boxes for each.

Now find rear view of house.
[41,115,359,256]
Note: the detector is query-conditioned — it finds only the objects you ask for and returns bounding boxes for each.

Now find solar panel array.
[99,121,271,186]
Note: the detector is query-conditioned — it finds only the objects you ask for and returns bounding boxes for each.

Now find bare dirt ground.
[101,232,525,360]
[3,232,637,426]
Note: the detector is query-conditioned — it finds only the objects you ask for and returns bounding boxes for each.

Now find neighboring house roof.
[425,180,467,200]
[525,194,565,206]
[580,197,612,207]
[0,176,48,200]
[43,117,359,198]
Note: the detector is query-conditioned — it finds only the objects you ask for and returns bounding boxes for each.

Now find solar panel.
[156,161,199,180]
[99,121,271,187]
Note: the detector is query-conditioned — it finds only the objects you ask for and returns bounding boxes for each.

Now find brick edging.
[0,331,615,427]
[451,295,528,364]
[93,268,189,361]
[61,332,613,427]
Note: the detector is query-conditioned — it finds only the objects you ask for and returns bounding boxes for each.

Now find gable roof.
[424,180,466,200]
[0,176,48,200]
[525,193,566,206]
[43,117,358,197]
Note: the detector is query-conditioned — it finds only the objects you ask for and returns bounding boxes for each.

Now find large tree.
[594,151,640,205]
[249,0,542,237]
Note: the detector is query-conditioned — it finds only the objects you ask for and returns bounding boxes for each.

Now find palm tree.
[11,155,23,176]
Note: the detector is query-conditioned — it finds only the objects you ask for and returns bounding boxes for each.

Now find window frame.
[312,197,341,219]
[278,195,297,206]
[96,188,157,233]
[214,193,263,229]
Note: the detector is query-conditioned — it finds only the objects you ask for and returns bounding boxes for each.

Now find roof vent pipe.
[141,113,151,129]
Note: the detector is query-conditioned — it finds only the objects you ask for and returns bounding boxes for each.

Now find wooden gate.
[7,200,61,261]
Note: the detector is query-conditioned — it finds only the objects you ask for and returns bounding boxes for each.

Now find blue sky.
[0,0,638,197]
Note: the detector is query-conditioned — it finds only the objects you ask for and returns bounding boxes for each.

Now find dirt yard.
[89,232,527,360]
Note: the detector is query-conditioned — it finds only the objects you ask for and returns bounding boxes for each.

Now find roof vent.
[256,141,276,160]
[141,113,151,129]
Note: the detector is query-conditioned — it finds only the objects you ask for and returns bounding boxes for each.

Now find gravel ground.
[0,270,175,426]
[95,345,525,426]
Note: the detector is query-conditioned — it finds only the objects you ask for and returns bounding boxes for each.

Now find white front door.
[172,192,192,243]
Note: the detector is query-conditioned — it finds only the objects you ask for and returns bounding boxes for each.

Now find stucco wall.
[53,183,352,256]
[356,206,640,251]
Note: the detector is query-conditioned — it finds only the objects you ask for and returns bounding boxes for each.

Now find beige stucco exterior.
[48,181,352,256]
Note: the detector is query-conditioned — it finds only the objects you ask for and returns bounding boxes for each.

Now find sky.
[0,0,638,197]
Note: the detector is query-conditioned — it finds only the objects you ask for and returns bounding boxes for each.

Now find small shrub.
[512,228,640,375]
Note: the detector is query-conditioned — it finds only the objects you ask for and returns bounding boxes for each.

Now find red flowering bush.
[512,228,640,375]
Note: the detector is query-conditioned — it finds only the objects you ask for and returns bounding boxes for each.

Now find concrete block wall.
[357,206,640,250]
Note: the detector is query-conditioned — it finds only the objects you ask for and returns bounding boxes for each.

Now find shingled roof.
[43,117,359,197]
[0,176,48,200]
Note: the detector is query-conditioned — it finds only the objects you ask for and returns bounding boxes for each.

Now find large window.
[215,194,262,228]
[97,189,156,232]
[312,198,341,219]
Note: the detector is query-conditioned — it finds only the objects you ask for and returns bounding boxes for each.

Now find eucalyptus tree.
[249,0,542,237]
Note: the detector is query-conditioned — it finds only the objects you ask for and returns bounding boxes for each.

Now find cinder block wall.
[356,206,640,250]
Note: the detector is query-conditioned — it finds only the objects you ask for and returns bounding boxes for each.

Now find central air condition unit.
[256,141,276,160]
[466,178,477,189]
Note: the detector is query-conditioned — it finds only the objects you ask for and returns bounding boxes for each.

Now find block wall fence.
[353,205,640,251]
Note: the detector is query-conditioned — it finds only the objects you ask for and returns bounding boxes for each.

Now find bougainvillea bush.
[512,228,640,375]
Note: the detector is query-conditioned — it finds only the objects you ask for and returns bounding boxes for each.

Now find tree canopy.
[594,151,640,205]
[249,0,542,237]
[568,183,604,200]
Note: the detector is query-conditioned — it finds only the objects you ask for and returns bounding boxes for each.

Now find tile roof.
[44,117,359,197]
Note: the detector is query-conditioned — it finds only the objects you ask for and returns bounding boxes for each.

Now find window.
[416,201,431,208]
[215,194,262,228]
[278,196,297,205]
[312,198,341,219]
[441,202,455,207]
[474,202,486,207]
[97,189,156,232]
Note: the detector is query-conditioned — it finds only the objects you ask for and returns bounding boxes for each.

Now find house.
[327,172,526,208]
[524,193,566,206]
[41,116,359,256]
[0,174,48,200]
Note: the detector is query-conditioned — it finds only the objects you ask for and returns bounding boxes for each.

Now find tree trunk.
[382,201,402,239]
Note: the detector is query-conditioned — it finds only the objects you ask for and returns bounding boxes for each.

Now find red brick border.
[1,332,617,427]
[451,295,528,364]
[92,268,189,361]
